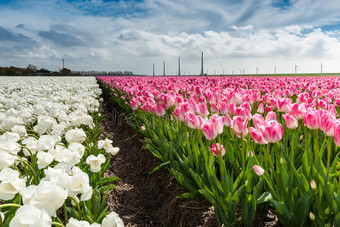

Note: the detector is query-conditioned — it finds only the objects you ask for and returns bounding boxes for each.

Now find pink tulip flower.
[253,165,264,176]
[210,143,226,157]
[303,110,319,130]
[202,121,218,140]
[282,113,298,129]
[262,120,283,143]
[249,127,268,144]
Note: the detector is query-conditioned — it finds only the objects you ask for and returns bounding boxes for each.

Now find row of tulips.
[0,77,123,227]
[98,75,340,226]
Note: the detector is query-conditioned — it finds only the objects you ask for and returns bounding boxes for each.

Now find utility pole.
[201,52,204,76]
[295,64,299,76]
[163,60,165,76]
[178,57,181,76]
[62,59,65,69]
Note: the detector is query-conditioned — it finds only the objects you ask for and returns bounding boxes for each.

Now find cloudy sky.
[1,0,340,75]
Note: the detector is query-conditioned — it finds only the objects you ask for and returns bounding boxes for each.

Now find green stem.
[68,196,82,219]
[0,204,21,209]
[63,203,68,224]
[313,130,319,166]
[52,222,65,227]
[327,136,332,174]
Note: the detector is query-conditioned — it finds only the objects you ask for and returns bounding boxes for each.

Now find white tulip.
[0,151,16,170]
[69,167,92,201]
[22,137,37,156]
[102,212,124,227]
[33,115,54,134]
[1,116,22,131]
[37,151,54,169]
[68,142,85,157]
[35,135,56,151]
[66,218,101,227]
[65,128,86,143]
[54,148,81,166]
[98,139,113,150]
[11,125,27,137]
[0,140,20,154]
[0,168,25,200]
[22,181,67,216]
[107,147,120,156]
[86,154,106,173]
[9,205,51,227]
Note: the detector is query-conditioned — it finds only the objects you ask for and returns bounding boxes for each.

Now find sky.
[1,0,340,75]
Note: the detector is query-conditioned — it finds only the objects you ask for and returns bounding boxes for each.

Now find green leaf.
[97,176,120,186]
[99,184,117,194]
[256,192,272,204]
[294,190,315,227]
[149,160,171,174]
[176,191,202,199]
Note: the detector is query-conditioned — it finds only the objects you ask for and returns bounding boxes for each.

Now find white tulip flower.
[86,154,106,173]
[65,128,86,143]
[66,218,101,227]
[0,168,25,200]
[22,181,67,216]
[37,151,54,169]
[102,212,124,227]
[68,142,85,157]
[9,205,51,227]
[11,125,27,137]
[0,151,16,170]
[0,140,20,154]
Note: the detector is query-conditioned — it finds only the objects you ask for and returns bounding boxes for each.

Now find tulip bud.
[141,125,146,131]
[310,179,317,190]
[70,195,80,206]
[309,212,315,221]
[253,165,264,176]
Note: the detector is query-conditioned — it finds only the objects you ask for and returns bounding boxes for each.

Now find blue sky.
[1,0,340,75]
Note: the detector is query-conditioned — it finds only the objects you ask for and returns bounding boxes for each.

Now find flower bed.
[98,75,340,226]
[0,77,123,227]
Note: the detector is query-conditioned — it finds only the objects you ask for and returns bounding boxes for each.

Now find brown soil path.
[100,93,217,227]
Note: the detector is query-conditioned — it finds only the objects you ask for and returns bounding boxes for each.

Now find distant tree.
[59,68,72,76]
[27,64,37,71]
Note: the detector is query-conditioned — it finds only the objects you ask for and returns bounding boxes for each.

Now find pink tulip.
[253,165,264,176]
[219,102,228,115]
[257,103,264,114]
[282,113,298,129]
[202,121,218,140]
[197,102,209,118]
[318,112,335,136]
[265,106,272,113]
[232,116,248,134]
[303,110,319,130]
[265,111,277,122]
[262,120,283,143]
[130,98,141,110]
[210,103,219,113]
[224,114,232,127]
[184,112,200,129]
[154,105,166,117]
[210,114,225,135]
[277,98,292,113]
[210,143,226,157]
[290,103,305,120]
[141,126,146,131]
[334,121,340,147]
[249,127,268,144]
[252,114,266,131]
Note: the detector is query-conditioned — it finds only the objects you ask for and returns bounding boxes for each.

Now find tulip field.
[0,77,124,227]
[98,75,340,226]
